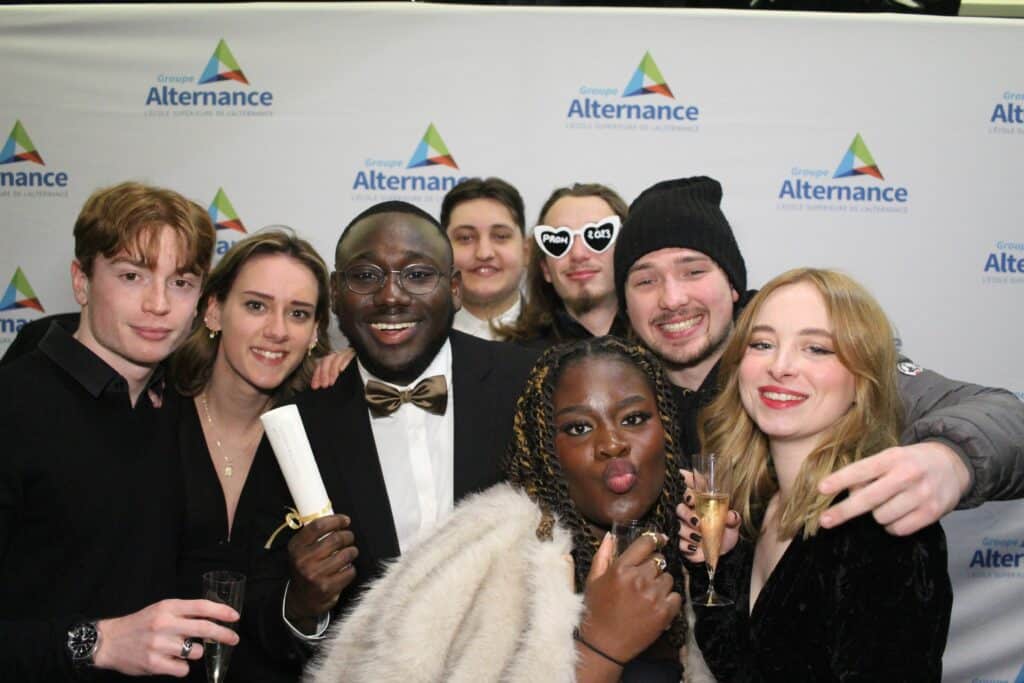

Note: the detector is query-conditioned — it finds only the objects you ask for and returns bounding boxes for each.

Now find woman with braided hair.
[304,336,691,683]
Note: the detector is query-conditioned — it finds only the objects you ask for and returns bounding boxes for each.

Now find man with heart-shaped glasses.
[500,183,632,347]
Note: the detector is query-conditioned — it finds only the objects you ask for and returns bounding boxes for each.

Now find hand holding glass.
[693,453,733,607]
[202,571,246,683]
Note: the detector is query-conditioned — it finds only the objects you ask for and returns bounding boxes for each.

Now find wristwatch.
[66,621,101,669]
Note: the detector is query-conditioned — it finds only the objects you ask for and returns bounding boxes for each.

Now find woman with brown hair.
[169,228,335,680]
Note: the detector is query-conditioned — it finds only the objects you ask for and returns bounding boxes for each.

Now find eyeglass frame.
[338,262,453,296]
[532,215,622,259]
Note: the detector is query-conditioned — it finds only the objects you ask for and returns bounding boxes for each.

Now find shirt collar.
[38,319,166,400]
[357,338,453,391]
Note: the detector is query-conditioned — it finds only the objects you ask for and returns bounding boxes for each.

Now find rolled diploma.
[261,404,333,519]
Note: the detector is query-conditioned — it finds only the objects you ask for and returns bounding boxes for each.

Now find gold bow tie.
[364,376,448,417]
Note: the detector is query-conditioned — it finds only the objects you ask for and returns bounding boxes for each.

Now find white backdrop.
[1,4,1022,680]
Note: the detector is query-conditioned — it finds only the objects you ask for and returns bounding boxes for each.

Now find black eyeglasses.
[340,263,449,295]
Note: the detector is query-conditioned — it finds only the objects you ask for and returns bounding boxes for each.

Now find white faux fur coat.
[303,484,585,683]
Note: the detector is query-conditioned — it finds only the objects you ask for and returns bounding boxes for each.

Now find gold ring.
[640,530,662,547]
[652,556,667,574]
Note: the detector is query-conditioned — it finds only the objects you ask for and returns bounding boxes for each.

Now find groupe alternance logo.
[989,90,1023,136]
[566,52,700,133]
[966,535,1024,575]
[145,39,273,118]
[0,267,45,343]
[208,187,247,256]
[351,123,469,205]
[0,120,70,198]
[982,239,1024,285]
[776,133,909,215]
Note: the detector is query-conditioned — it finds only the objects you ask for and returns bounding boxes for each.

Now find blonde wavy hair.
[699,268,903,540]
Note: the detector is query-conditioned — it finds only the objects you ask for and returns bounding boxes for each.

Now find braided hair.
[502,336,688,651]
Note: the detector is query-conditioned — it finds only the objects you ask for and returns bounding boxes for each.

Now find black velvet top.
[689,513,952,682]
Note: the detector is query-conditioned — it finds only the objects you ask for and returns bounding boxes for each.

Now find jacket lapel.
[303,364,400,565]
[450,331,500,500]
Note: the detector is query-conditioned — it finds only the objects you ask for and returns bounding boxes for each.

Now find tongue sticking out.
[604,460,638,494]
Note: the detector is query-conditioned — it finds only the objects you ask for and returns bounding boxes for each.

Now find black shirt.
[0,322,184,681]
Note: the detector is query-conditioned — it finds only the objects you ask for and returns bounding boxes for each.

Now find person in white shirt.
[245,201,537,676]
[441,177,529,341]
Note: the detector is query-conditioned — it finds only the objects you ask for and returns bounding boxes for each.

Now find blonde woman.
[684,268,952,681]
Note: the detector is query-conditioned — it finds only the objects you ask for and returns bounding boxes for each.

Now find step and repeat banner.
[1,4,1021,680]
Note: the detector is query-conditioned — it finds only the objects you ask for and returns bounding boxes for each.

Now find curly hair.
[503,335,689,651]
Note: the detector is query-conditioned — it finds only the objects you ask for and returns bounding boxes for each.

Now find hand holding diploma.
[260,405,359,632]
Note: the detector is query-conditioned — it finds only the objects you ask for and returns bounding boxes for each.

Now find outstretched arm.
[819,361,1024,536]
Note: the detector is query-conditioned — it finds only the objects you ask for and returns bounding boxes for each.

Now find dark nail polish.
[691,516,699,526]
[692,533,702,543]
[687,544,697,552]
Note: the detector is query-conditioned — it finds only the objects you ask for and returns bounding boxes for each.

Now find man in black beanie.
[616,176,1024,538]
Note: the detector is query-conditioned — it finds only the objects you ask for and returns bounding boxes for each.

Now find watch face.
[67,622,98,660]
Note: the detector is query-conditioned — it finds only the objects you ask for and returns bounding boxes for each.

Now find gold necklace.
[199,392,264,478]
[199,393,234,477]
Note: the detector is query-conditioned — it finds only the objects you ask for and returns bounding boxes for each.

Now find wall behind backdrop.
[1,3,1021,680]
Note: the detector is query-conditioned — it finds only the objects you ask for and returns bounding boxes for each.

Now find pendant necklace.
[199,392,262,478]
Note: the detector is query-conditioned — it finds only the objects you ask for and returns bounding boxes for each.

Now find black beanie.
[614,176,746,312]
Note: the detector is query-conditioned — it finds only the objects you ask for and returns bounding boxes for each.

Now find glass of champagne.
[202,570,246,683]
[693,452,733,607]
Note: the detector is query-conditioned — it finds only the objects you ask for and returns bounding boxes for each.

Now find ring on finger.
[651,556,667,574]
[179,637,194,659]
[641,530,662,548]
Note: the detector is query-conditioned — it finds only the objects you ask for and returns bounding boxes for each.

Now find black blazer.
[243,331,537,675]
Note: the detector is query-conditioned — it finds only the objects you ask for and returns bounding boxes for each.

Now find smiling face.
[446,197,527,315]
[737,281,856,455]
[553,355,667,530]
[333,212,460,385]
[625,247,739,386]
[539,195,618,316]
[205,253,319,395]
[72,223,201,379]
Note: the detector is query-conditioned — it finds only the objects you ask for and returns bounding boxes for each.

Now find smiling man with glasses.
[243,200,538,674]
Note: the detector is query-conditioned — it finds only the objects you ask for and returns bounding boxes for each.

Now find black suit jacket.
[243,331,538,675]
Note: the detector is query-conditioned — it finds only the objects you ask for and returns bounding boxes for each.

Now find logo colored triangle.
[833,133,884,180]
[0,120,45,166]
[622,51,674,99]
[0,267,45,312]
[208,188,246,233]
[407,123,458,170]
[199,39,249,85]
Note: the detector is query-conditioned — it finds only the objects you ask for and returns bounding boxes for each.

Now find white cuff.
[281,580,331,641]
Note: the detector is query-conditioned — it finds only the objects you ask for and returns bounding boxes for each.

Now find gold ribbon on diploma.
[263,501,334,549]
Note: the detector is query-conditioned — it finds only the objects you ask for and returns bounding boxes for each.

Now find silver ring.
[179,637,194,659]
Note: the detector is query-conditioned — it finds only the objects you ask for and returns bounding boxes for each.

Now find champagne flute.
[202,570,246,683]
[693,453,733,607]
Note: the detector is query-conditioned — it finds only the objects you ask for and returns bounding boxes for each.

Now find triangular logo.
[0,120,45,166]
[622,51,674,99]
[833,133,884,180]
[407,123,458,170]
[0,267,45,312]
[199,39,250,85]
[208,188,246,233]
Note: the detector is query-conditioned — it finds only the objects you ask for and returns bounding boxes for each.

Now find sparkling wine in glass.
[693,453,733,607]
[202,570,246,683]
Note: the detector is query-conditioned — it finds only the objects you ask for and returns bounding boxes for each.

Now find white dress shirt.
[453,296,521,341]
[357,339,455,553]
